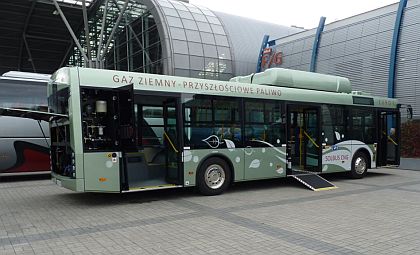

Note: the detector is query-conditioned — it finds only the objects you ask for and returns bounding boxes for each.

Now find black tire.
[349,152,369,179]
[197,157,231,196]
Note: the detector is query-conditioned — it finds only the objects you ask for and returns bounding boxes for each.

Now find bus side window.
[350,108,375,144]
[139,106,164,146]
[244,101,284,147]
[183,96,241,149]
[322,105,346,145]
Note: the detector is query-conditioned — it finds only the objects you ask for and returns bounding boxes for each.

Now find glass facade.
[104,11,164,74]
[68,0,147,67]
[69,0,234,81]
[157,0,233,80]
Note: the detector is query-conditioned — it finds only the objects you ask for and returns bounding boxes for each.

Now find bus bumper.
[51,172,85,192]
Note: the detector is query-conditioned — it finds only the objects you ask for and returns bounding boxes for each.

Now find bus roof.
[1,71,50,83]
[231,68,353,94]
[52,67,398,110]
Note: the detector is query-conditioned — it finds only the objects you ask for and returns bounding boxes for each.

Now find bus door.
[163,98,183,184]
[287,105,321,173]
[377,111,400,166]
[115,85,137,191]
[116,84,137,151]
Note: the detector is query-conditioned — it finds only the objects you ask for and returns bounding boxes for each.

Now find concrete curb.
[399,158,420,171]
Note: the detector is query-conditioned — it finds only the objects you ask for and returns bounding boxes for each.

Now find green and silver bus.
[44,67,399,194]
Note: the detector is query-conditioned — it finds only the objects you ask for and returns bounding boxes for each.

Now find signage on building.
[261,47,283,70]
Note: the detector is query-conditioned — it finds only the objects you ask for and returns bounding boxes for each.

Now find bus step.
[123,184,182,193]
[291,173,337,191]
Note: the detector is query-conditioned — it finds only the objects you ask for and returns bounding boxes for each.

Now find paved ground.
[1,168,420,255]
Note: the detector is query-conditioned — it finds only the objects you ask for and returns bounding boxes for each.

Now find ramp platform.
[290,170,337,191]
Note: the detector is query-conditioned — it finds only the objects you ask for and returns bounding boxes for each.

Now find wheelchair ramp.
[291,171,337,191]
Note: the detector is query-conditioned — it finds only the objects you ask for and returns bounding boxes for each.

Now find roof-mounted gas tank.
[230,68,352,94]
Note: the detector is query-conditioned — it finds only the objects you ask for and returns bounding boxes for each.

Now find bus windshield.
[48,84,69,115]
[0,78,47,111]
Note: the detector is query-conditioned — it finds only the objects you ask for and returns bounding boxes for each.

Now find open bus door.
[377,110,400,166]
[163,98,183,185]
[115,84,137,151]
[287,105,322,173]
[114,84,137,191]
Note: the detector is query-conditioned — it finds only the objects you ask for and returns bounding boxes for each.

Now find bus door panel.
[286,105,321,173]
[114,84,136,190]
[115,84,136,151]
[163,98,183,184]
[377,111,400,166]
[285,110,296,173]
[303,108,321,172]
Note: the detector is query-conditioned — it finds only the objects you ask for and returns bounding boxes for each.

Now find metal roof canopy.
[0,0,101,75]
[68,0,148,67]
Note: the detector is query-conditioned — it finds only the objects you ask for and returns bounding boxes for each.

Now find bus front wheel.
[197,157,231,196]
[350,152,368,179]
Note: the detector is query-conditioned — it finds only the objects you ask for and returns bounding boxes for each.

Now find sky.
[189,0,398,29]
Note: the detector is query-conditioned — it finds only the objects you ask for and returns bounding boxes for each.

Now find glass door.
[163,98,182,184]
[303,108,321,171]
[378,111,400,166]
[287,105,321,173]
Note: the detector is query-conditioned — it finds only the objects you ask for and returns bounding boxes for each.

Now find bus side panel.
[0,117,50,174]
[321,141,376,172]
[243,146,287,180]
[351,141,375,168]
[183,148,245,187]
[0,138,49,173]
[321,141,352,173]
[84,152,121,192]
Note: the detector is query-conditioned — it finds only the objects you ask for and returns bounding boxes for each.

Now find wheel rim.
[354,157,367,174]
[205,164,226,189]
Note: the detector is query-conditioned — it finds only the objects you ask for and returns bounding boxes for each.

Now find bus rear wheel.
[350,152,368,179]
[197,157,231,196]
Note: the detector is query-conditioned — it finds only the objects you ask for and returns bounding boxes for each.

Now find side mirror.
[407,105,413,120]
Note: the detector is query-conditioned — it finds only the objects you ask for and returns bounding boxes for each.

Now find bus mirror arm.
[49,114,69,122]
[37,120,50,148]
[0,107,68,122]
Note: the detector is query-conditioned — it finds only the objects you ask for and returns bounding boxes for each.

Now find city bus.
[1,67,400,194]
[0,71,50,176]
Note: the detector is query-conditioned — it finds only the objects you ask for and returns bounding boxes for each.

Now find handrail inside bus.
[163,131,179,153]
[303,130,320,148]
[382,131,398,146]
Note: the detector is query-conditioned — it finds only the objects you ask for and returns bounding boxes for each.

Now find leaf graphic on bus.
[249,159,260,169]
[202,135,221,149]
[224,139,235,151]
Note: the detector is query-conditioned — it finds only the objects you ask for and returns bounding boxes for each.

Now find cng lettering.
[325,155,349,162]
